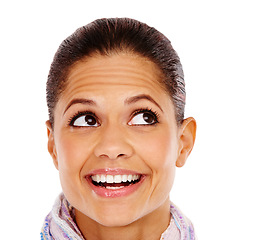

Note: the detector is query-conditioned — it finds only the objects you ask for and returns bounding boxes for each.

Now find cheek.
[134,128,178,203]
[56,134,88,173]
[136,129,178,171]
[55,133,94,199]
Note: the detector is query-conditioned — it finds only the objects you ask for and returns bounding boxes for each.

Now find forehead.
[66,54,165,90]
[54,54,176,124]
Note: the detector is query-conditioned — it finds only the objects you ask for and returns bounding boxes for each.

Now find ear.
[46,120,59,170]
[176,117,197,167]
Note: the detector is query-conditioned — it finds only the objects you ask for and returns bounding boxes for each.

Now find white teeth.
[100,175,106,183]
[122,175,128,182]
[106,186,125,190]
[91,174,140,184]
[114,175,122,183]
[127,175,132,182]
[106,175,114,184]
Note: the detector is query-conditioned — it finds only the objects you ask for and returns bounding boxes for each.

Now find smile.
[91,174,141,189]
[86,169,145,198]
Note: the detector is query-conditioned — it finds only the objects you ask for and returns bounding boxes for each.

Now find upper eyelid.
[129,108,160,124]
[124,94,163,113]
[64,99,97,115]
[131,108,159,118]
[68,111,99,126]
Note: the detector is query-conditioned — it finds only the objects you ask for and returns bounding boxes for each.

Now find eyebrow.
[64,94,163,115]
[64,98,96,115]
[124,94,163,112]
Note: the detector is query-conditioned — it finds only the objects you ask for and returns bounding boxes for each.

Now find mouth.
[86,169,145,198]
[90,174,141,190]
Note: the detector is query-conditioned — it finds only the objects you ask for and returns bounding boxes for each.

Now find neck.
[75,199,171,240]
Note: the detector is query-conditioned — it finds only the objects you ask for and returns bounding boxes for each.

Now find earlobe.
[46,120,59,170]
[176,117,197,168]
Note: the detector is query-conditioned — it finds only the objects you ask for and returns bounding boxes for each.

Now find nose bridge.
[94,122,133,160]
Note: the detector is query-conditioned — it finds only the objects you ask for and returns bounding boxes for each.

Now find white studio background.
[0,1,261,239]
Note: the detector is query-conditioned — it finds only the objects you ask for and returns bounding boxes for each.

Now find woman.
[41,18,197,240]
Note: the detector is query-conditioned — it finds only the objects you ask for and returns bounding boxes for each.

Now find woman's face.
[47,54,191,227]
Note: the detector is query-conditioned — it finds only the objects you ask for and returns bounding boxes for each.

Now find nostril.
[98,153,127,160]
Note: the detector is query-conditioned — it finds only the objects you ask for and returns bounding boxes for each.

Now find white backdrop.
[1,0,261,239]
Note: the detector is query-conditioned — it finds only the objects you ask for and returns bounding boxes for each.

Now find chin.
[91,201,143,227]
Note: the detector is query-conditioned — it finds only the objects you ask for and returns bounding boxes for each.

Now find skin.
[46,53,196,240]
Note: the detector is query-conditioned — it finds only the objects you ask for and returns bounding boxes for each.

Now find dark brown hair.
[47,18,185,128]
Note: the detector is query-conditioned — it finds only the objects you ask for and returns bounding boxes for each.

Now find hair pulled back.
[47,18,185,128]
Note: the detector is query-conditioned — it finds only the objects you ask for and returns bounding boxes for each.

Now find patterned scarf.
[41,193,196,240]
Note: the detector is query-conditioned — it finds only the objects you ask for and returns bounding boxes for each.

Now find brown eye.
[84,115,97,126]
[128,111,158,126]
[71,113,99,127]
[142,112,155,124]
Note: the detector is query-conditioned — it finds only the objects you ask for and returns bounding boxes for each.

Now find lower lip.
[86,176,145,198]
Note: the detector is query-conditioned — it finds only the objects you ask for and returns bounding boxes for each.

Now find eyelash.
[67,108,160,127]
[68,111,99,127]
[130,108,160,125]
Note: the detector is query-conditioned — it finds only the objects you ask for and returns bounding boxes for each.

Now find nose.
[94,124,133,160]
